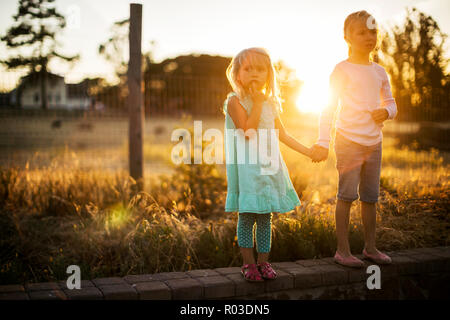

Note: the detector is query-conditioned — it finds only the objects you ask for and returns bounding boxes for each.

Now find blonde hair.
[225,47,282,115]
[344,10,381,59]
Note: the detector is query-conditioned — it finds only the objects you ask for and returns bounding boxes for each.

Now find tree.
[273,60,303,115]
[379,7,450,121]
[98,18,130,82]
[141,55,303,117]
[97,18,157,111]
[143,54,232,116]
[1,0,79,109]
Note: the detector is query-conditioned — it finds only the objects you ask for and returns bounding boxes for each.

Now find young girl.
[311,11,397,267]
[223,47,312,281]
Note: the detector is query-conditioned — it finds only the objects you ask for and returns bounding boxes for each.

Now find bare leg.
[361,201,377,253]
[240,247,256,265]
[335,199,353,257]
[257,252,269,264]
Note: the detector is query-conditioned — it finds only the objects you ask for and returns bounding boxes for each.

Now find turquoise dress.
[223,92,301,214]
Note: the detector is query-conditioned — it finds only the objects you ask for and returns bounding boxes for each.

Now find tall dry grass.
[0,133,449,285]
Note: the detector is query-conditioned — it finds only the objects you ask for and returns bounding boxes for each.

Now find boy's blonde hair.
[225,47,282,115]
[344,10,380,59]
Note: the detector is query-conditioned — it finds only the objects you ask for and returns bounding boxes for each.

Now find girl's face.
[346,19,378,54]
[237,55,269,92]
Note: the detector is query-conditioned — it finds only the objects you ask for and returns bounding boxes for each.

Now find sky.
[1,0,449,113]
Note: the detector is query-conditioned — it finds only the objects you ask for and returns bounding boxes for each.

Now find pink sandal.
[241,264,264,282]
[363,248,392,265]
[334,251,365,268]
[257,262,277,280]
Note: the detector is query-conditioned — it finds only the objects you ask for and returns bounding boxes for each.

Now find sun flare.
[295,77,329,114]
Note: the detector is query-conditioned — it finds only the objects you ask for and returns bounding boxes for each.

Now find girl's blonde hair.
[225,47,282,115]
[344,10,381,59]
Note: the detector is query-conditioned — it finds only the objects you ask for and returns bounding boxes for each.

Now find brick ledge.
[1,246,449,300]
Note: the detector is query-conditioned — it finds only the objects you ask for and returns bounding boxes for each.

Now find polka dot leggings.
[237,212,272,253]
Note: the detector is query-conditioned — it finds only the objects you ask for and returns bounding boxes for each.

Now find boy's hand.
[371,108,389,124]
[310,144,328,163]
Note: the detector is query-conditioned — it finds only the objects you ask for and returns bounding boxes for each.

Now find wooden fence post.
[128,3,144,192]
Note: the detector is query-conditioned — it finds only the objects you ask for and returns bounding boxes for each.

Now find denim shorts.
[334,132,382,203]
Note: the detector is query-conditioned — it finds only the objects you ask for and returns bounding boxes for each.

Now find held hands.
[308,109,388,164]
[310,144,328,163]
[249,82,265,106]
[371,108,389,125]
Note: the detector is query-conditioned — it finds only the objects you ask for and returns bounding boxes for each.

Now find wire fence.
[0,71,448,181]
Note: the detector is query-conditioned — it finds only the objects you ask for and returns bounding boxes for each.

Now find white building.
[19,72,92,110]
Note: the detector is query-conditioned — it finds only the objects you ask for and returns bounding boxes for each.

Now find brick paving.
[0,246,448,300]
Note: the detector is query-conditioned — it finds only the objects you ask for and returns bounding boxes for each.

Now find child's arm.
[316,67,342,149]
[311,67,342,162]
[275,116,312,158]
[228,88,265,139]
[381,70,397,120]
[371,69,397,124]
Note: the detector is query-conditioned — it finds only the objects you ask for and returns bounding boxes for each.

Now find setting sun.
[295,76,329,114]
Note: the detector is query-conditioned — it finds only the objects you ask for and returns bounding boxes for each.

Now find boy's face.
[237,55,269,92]
[347,19,378,54]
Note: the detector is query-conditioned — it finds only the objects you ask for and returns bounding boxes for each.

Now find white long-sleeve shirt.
[317,60,397,148]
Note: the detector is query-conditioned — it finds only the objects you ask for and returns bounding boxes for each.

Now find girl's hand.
[310,144,328,163]
[371,108,389,124]
[305,146,313,159]
[249,82,265,106]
